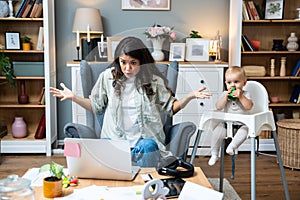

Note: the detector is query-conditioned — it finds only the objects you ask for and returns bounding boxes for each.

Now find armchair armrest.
[166,122,196,159]
[64,122,98,139]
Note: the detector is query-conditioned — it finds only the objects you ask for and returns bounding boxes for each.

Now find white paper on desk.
[54,185,107,200]
[54,185,141,200]
[101,186,142,200]
[178,181,223,200]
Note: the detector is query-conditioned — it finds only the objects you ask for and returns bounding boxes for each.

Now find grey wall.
[54,0,230,141]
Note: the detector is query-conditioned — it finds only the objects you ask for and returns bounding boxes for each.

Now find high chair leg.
[219,138,226,192]
[272,130,290,200]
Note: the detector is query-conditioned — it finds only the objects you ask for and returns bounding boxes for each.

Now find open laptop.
[64,138,140,181]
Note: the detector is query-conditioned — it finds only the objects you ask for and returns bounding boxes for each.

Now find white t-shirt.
[121,77,141,147]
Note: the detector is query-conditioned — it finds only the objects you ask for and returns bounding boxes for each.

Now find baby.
[208,66,253,166]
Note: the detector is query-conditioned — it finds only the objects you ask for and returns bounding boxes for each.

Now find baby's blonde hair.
[225,66,247,81]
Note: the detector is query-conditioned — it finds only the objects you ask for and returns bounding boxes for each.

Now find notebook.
[64,138,140,181]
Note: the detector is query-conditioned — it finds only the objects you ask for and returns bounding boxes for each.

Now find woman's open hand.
[50,83,74,101]
[193,86,212,99]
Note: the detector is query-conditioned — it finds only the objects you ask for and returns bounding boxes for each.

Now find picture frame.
[5,32,21,50]
[185,38,210,62]
[97,42,108,59]
[122,0,170,10]
[265,0,284,19]
[169,43,185,61]
[107,37,123,62]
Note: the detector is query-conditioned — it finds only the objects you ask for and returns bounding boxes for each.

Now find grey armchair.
[64,60,197,162]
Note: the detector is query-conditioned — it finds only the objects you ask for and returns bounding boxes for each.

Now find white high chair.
[191,81,290,200]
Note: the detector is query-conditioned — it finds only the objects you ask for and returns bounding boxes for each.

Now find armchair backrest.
[80,60,179,138]
[243,80,269,114]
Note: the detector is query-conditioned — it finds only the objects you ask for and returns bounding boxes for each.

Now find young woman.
[50,36,211,167]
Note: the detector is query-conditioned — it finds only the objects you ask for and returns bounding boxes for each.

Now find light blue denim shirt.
[90,68,176,158]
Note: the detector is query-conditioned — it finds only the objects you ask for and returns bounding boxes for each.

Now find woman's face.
[119,54,141,78]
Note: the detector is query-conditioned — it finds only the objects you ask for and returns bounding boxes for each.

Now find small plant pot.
[22,43,31,50]
[43,177,62,198]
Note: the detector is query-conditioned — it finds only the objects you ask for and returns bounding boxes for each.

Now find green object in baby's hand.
[228,86,237,101]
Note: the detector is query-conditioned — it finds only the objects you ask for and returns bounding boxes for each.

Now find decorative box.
[12,62,44,76]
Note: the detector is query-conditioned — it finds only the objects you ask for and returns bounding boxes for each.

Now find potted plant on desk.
[39,161,78,198]
[40,161,65,198]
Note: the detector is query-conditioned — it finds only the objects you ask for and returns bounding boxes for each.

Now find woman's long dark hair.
[110,36,170,96]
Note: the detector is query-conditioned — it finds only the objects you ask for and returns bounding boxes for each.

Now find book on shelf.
[36,27,44,50]
[292,60,300,76]
[244,0,254,20]
[289,85,300,104]
[242,1,250,20]
[0,125,8,138]
[241,34,255,51]
[21,0,35,18]
[15,0,28,18]
[34,115,46,139]
[247,1,260,20]
[29,0,40,17]
[241,39,245,52]
[37,87,45,104]
[40,92,45,105]
[254,2,264,19]
[34,0,43,18]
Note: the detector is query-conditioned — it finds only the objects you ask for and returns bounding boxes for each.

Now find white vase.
[150,38,165,61]
[286,32,299,51]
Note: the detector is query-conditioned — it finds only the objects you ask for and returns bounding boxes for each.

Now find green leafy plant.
[189,30,202,38]
[0,52,15,87]
[40,161,65,180]
[22,36,31,43]
[40,161,78,188]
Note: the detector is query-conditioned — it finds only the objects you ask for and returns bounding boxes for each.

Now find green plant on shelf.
[0,52,15,87]
[22,36,31,43]
[189,30,202,38]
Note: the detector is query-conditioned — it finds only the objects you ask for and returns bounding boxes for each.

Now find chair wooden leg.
[272,130,290,200]
[251,137,256,200]
[219,139,225,192]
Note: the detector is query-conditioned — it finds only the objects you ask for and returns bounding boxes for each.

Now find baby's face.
[225,72,246,90]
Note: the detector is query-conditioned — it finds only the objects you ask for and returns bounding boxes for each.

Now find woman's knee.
[136,138,159,153]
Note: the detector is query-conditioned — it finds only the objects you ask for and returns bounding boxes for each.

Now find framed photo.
[122,0,170,10]
[185,38,210,61]
[169,43,185,61]
[97,42,108,59]
[107,37,123,62]
[5,32,21,50]
[265,0,284,19]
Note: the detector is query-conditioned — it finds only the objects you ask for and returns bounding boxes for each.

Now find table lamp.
[72,8,103,61]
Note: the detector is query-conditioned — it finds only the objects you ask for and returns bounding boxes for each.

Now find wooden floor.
[0,152,299,200]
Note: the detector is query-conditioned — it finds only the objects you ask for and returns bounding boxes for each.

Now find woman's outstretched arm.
[172,86,212,114]
[50,83,93,112]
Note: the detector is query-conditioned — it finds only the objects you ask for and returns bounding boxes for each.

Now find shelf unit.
[230,0,300,151]
[0,0,57,156]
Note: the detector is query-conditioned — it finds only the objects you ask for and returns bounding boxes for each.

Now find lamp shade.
[72,8,103,34]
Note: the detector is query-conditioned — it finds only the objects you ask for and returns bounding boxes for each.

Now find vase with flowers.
[144,24,176,61]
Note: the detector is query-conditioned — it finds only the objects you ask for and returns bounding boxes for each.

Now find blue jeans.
[131,138,160,167]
